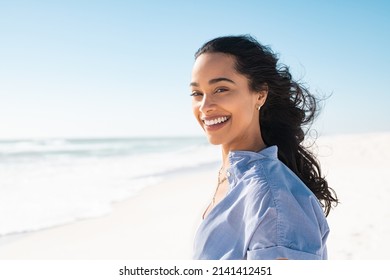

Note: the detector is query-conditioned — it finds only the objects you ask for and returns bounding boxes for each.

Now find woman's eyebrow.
[189,82,199,87]
[209,77,235,85]
[190,77,235,87]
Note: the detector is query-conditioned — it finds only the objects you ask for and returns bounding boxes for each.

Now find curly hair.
[195,35,338,216]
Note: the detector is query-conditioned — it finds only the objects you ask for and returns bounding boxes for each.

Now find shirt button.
[226,171,231,177]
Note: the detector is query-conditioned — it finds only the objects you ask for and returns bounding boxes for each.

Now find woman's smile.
[201,116,231,131]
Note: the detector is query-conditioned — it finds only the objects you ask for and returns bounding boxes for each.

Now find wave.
[0,137,209,158]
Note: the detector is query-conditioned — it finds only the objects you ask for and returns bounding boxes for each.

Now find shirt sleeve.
[245,184,328,260]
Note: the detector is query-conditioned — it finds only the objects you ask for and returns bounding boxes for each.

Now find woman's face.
[190,52,266,149]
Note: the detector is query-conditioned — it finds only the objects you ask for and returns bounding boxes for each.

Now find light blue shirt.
[193,146,329,260]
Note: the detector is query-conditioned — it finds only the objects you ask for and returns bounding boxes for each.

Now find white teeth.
[204,116,229,126]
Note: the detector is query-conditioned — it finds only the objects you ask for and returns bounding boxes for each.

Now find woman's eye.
[190,91,202,97]
[215,88,227,93]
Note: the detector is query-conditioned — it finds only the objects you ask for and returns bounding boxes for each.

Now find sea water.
[0,137,219,237]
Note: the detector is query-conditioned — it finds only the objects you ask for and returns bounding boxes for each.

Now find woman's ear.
[257,84,268,106]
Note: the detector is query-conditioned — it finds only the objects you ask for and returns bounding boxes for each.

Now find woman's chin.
[206,135,223,146]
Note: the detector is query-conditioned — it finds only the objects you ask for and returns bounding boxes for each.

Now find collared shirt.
[193,146,329,260]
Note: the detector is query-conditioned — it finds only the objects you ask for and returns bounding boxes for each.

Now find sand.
[317,132,390,259]
[0,165,217,259]
[0,132,389,259]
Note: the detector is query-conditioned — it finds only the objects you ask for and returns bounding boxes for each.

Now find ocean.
[0,137,219,237]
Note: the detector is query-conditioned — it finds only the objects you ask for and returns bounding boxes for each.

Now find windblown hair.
[195,35,338,216]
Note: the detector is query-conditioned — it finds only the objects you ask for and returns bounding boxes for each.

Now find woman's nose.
[199,95,216,114]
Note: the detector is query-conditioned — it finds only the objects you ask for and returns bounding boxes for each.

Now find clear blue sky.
[0,0,389,138]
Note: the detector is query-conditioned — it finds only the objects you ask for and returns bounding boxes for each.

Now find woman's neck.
[221,136,266,168]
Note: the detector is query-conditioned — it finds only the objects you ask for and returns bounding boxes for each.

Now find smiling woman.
[190,35,338,260]
[191,53,266,150]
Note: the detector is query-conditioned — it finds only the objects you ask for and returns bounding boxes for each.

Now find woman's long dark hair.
[195,35,338,216]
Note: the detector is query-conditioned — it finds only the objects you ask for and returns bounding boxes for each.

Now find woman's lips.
[202,116,231,131]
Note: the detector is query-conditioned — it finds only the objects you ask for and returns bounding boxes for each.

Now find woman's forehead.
[194,53,235,68]
[191,53,238,81]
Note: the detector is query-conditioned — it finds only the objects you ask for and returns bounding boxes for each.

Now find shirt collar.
[225,146,278,187]
[228,145,278,164]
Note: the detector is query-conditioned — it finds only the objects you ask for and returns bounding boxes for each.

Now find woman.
[190,35,338,260]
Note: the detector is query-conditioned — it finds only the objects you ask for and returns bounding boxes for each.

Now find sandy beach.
[0,164,218,259]
[0,132,389,259]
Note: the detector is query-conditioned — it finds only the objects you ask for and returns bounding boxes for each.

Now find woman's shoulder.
[229,145,324,214]
[236,153,324,217]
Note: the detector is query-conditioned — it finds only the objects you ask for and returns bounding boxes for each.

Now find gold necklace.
[212,166,227,205]
[202,166,228,220]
